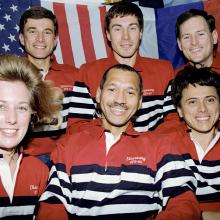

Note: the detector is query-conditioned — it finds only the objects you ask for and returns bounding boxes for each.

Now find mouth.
[196,116,210,121]
[33,45,46,49]
[110,106,127,116]
[1,129,17,136]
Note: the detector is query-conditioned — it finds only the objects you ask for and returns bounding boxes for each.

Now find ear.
[19,33,25,46]
[96,87,101,103]
[212,29,218,45]
[177,106,183,118]
[54,35,58,47]
[138,97,142,110]
[106,30,111,42]
[177,38,182,51]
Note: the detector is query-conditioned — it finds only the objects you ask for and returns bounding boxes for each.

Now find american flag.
[0,0,219,69]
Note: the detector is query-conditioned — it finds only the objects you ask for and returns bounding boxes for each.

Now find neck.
[114,52,137,67]
[190,128,217,151]
[189,56,214,68]
[28,55,51,72]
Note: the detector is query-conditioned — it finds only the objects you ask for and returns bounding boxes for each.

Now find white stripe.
[69,107,95,114]
[0,205,35,217]
[139,5,158,58]
[72,189,154,201]
[69,96,95,104]
[68,203,158,216]
[88,5,108,60]
[71,172,153,184]
[65,3,86,68]
[41,1,64,64]
[136,108,163,122]
[196,186,218,195]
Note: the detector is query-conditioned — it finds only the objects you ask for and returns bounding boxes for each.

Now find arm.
[36,144,72,220]
[154,149,201,219]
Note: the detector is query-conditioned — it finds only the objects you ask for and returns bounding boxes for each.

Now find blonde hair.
[0,54,63,127]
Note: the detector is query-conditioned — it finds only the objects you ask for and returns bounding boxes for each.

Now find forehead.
[181,84,218,99]
[180,16,210,33]
[0,80,31,101]
[24,18,54,30]
[110,15,139,27]
[105,68,139,88]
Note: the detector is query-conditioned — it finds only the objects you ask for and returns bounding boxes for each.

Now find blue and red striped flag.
[0,0,219,68]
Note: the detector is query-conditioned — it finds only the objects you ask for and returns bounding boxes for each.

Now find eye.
[17,105,30,112]
[107,87,116,92]
[182,35,190,40]
[0,103,7,111]
[187,99,197,105]
[206,97,216,103]
[44,30,53,35]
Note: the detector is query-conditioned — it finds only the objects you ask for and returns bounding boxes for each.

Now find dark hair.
[100,63,143,97]
[176,9,216,39]
[104,2,143,33]
[19,6,58,36]
[171,65,220,107]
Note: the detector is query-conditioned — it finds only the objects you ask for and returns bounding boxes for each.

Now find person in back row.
[170,66,220,220]
[176,8,219,72]
[70,2,175,133]
[37,64,200,220]
[19,6,78,164]
[0,54,63,219]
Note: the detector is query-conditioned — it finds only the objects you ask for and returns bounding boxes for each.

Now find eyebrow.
[26,27,54,32]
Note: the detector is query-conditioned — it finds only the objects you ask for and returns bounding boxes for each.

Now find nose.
[191,35,198,46]
[122,29,129,40]
[198,101,207,112]
[36,31,45,42]
[6,108,17,125]
[117,90,126,104]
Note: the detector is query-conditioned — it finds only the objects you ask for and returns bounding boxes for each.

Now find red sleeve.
[155,191,201,220]
[36,202,68,220]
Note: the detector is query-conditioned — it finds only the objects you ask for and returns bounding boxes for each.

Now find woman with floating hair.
[0,54,63,219]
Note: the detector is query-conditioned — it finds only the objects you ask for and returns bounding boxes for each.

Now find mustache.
[110,102,128,110]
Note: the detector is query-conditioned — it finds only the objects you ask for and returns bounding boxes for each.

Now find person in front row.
[0,54,63,219]
[37,64,200,220]
[170,66,220,220]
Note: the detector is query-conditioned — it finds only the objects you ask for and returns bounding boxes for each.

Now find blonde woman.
[0,54,63,219]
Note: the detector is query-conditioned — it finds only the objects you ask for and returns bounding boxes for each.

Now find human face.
[106,15,142,63]
[96,68,142,136]
[177,84,220,136]
[177,16,218,67]
[19,18,57,62]
[0,81,32,153]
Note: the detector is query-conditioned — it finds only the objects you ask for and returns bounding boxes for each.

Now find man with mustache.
[37,64,200,220]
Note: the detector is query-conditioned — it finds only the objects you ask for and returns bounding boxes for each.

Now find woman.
[0,54,63,219]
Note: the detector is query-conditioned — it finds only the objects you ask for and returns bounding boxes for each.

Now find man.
[19,6,78,161]
[170,66,220,220]
[71,2,174,133]
[37,64,200,220]
[176,8,219,71]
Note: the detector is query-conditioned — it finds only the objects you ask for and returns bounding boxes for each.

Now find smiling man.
[170,66,220,220]
[176,9,219,71]
[37,64,201,220]
[18,7,77,164]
